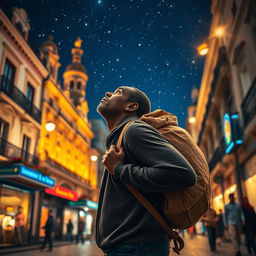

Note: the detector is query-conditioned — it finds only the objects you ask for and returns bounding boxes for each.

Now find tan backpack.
[140,109,211,229]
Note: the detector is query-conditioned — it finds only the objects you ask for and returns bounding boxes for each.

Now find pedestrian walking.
[66,219,73,242]
[241,196,256,255]
[76,217,85,244]
[40,209,54,252]
[201,208,218,252]
[225,193,245,256]
[96,86,196,256]
[216,209,225,246]
[14,206,26,245]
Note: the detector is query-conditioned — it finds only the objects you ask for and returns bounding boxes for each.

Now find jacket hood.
[140,109,178,129]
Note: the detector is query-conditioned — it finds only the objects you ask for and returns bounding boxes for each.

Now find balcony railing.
[241,78,256,126]
[0,76,41,123]
[208,137,226,172]
[0,137,39,165]
[198,47,229,145]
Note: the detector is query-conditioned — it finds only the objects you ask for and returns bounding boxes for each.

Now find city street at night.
[8,235,252,256]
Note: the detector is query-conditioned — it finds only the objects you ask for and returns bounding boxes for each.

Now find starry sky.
[3,0,212,128]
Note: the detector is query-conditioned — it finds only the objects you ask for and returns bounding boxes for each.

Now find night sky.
[3,0,212,128]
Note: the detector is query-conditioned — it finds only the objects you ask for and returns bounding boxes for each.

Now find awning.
[69,199,98,210]
[0,164,55,190]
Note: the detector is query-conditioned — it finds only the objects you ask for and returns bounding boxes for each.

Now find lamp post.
[197,26,225,56]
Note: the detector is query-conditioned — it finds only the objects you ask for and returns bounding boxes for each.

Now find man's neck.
[106,114,133,131]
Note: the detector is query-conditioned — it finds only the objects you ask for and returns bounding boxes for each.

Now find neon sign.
[69,200,98,210]
[45,185,78,201]
[223,113,243,154]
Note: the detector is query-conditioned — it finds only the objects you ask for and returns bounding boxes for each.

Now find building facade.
[0,6,98,247]
[187,0,256,213]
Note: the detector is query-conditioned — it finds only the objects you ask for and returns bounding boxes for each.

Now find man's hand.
[102,145,124,175]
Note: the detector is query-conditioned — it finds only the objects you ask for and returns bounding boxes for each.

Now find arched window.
[77,82,82,90]
[70,80,74,89]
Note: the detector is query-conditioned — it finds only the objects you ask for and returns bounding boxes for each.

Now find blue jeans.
[206,226,216,251]
[105,242,170,256]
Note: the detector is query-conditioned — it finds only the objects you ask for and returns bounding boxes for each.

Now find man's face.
[97,87,131,116]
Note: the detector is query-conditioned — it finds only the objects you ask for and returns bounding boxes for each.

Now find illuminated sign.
[0,165,55,188]
[223,113,243,154]
[69,200,98,210]
[45,185,78,201]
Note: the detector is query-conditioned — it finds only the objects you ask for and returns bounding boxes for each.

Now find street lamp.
[188,117,196,124]
[197,26,225,56]
[45,121,56,132]
[90,155,98,162]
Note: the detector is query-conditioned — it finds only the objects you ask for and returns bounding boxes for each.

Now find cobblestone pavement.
[8,234,252,256]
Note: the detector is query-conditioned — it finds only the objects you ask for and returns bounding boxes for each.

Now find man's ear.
[124,102,139,112]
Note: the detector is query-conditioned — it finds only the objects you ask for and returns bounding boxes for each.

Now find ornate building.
[187,0,256,211]
[0,5,98,247]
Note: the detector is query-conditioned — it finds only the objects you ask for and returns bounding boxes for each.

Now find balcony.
[0,75,41,123]
[198,47,229,145]
[241,78,256,126]
[208,137,226,172]
[0,137,39,165]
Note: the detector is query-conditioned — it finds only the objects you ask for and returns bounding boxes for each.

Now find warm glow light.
[84,207,89,212]
[215,26,225,37]
[197,43,209,56]
[189,117,196,124]
[90,155,98,162]
[45,122,56,132]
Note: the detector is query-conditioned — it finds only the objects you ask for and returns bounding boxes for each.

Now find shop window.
[0,118,9,156]
[0,184,31,246]
[2,58,16,93]
[25,83,35,107]
[21,135,31,162]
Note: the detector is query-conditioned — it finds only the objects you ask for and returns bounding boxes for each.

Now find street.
[10,234,251,256]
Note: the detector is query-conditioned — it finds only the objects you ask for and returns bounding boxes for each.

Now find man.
[76,217,85,244]
[66,219,73,242]
[201,208,218,251]
[14,206,26,245]
[96,86,196,255]
[41,209,54,252]
[225,193,245,256]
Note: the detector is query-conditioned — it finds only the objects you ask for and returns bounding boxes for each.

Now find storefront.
[69,200,98,240]
[40,185,79,240]
[244,154,256,208]
[0,163,55,247]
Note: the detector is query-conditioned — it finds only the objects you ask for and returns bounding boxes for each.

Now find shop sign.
[45,185,78,201]
[0,165,55,188]
[69,200,98,210]
[223,113,243,154]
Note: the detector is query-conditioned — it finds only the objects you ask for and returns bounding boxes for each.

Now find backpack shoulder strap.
[116,120,184,255]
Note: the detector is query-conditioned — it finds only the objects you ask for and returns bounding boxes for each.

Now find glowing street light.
[197,26,225,56]
[45,121,56,132]
[90,155,98,162]
[188,117,196,124]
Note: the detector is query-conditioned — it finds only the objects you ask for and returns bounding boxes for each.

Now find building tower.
[39,35,61,82]
[63,38,89,121]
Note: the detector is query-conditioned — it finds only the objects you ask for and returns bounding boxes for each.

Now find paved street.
[10,234,251,256]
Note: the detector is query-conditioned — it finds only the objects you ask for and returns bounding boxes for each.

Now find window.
[2,58,16,92]
[15,22,25,38]
[26,83,34,106]
[21,135,31,161]
[77,82,81,90]
[0,118,9,155]
[238,60,251,96]
[70,81,74,89]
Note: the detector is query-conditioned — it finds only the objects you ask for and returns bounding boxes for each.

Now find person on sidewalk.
[66,219,74,242]
[95,86,196,256]
[216,209,225,246]
[225,193,245,256]
[241,196,256,255]
[76,217,85,244]
[201,208,218,252]
[14,206,26,245]
[41,209,54,252]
